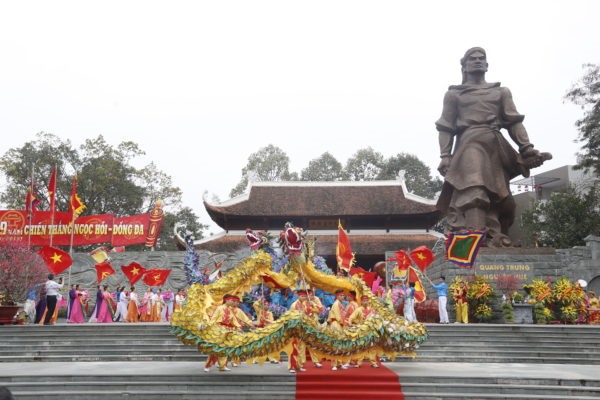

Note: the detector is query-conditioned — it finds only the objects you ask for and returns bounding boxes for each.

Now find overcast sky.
[1,1,598,234]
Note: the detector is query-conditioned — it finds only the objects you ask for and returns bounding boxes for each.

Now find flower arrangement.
[522,277,589,324]
[523,278,554,323]
[0,243,49,305]
[523,278,552,304]
[552,277,586,324]
[467,275,494,322]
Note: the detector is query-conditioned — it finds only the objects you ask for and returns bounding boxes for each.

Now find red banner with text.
[0,210,153,248]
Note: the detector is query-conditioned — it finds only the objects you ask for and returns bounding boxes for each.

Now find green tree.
[343,147,384,181]
[78,136,148,216]
[300,152,344,181]
[0,132,79,211]
[230,144,295,197]
[378,152,443,199]
[521,184,600,248]
[565,63,600,175]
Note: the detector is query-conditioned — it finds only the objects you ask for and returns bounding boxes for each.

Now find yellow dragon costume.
[171,229,428,365]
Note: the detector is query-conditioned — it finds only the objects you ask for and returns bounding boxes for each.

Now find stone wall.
[423,235,600,322]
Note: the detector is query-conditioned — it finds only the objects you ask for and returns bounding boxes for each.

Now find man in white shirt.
[44,274,63,325]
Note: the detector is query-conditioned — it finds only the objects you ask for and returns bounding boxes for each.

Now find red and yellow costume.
[288,290,319,372]
[453,283,469,323]
[327,290,346,369]
[348,298,379,367]
[204,295,252,371]
[253,300,280,363]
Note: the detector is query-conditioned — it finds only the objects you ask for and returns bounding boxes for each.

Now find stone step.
[4,375,599,400]
[401,382,600,396]
[401,392,599,399]
[399,355,600,364]
[9,390,295,400]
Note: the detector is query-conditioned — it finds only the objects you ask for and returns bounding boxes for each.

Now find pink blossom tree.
[0,243,48,305]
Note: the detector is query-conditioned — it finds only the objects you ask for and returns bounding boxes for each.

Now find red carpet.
[296,361,404,400]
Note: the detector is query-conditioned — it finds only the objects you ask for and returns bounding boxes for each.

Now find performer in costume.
[327,289,348,370]
[162,289,174,321]
[348,295,380,367]
[288,289,321,372]
[306,288,324,367]
[151,289,164,322]
[139,288,153,322]
[174,289,186,312]
[203,294,253,372]
[66,284,76,321]
[453,281,469,323]
[113,286,128,322]
[403,282,417,322]
[252,298,280,364]
[344,291,359,324]
[88,286,103,323]
[126,286,140,323]
[67,284,86,323]
[343,291,360,368]
[95,285,114,323]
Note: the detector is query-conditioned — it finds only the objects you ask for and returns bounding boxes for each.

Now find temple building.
[178,177,443,270]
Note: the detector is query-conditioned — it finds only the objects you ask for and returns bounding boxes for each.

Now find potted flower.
[0,243,49,324]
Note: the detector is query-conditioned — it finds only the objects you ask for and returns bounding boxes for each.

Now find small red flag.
[349,266,377,288]
[37,246,72,275]
[121,262,147,285]
[336,221,355,272]
[408,267,427,303]
[95,262,115,283]
[410,245,434,272]
[25,181,40,214]
[394,250,412,270]
[70,176,86,219]
[48,167,57,213]
[142,268,171,287]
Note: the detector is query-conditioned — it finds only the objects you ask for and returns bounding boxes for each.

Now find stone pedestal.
[513,303,533,324]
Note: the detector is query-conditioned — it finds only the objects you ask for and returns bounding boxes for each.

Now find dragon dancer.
[203,294,253,372]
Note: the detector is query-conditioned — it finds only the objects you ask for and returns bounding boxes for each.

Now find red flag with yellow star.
[336,221,355,273]
[409,245,434,272]
[394,250,412,270]
[142,268,171,287]
[37,245,73,275]
[95,262,115,283]
[121,262,147,285]
[349,266,377,288]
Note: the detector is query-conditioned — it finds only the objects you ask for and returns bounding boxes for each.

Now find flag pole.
[27,165,34,250]
[49,166,56,247]
[67,210,76,288]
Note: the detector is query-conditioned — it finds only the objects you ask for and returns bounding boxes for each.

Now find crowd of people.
[27,273,187,325]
